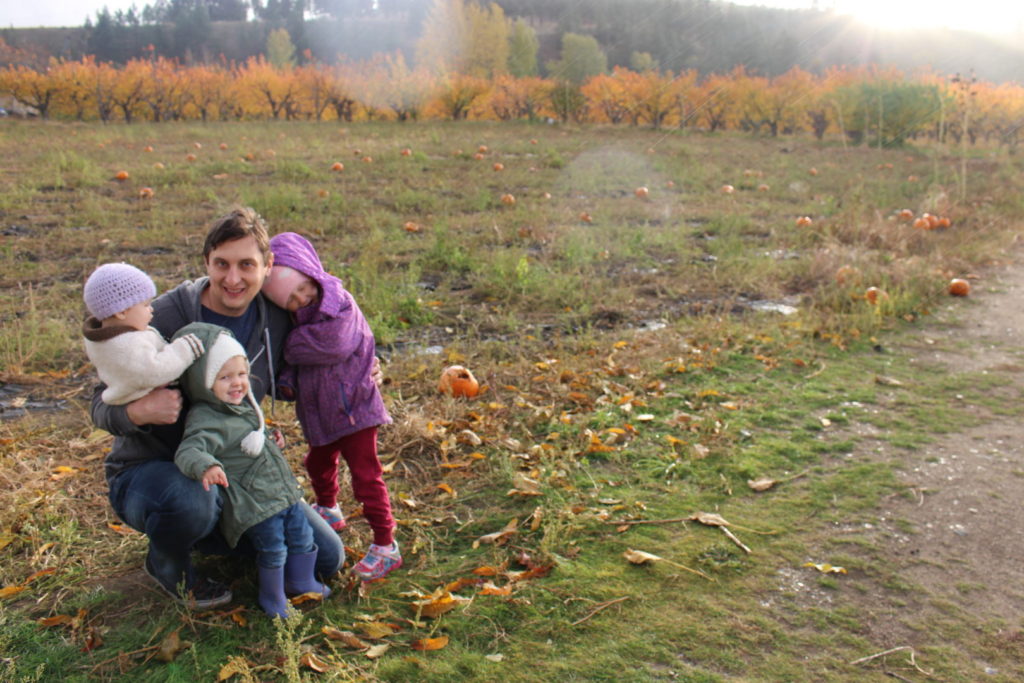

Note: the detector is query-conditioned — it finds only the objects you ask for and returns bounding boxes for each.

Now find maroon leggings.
[305,426,394,546]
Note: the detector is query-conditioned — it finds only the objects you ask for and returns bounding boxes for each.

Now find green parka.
[172,323,302,548]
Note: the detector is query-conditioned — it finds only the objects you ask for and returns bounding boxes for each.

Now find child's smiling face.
[212,355,250,405]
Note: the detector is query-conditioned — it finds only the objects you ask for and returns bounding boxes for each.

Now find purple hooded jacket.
[270,232,391,447]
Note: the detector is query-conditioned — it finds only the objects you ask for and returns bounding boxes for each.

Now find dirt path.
[793,255,1024,677]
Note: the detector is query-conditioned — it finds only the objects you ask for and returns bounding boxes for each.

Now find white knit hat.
[83,263,156,320]
[205,331,266,456]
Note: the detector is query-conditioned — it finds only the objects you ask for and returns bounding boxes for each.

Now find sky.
[2,0,1022,35]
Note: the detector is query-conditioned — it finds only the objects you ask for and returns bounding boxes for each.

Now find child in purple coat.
[261,232,401,581]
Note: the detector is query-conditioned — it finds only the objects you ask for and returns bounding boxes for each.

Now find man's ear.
[266,251,274,269]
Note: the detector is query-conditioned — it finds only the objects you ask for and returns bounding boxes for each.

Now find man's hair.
[203,206,271,263]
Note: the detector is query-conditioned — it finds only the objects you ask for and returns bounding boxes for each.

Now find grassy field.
[1,119,1023,681]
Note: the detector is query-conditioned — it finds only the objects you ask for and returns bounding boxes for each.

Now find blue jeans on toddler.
[245,503,315,569]
[108,460,343,593]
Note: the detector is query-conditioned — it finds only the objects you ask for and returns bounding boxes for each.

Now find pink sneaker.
[311,503,346,531]
[352,542,403,581]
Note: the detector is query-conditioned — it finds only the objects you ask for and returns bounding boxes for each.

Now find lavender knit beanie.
[83,263,157,320]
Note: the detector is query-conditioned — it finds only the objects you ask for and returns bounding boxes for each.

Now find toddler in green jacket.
[172,322,329,617]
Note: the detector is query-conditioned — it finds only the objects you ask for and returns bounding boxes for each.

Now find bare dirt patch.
[782,255,1024,677]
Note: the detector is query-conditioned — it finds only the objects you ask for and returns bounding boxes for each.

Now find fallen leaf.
[747,477,777,492]
[479,582,513,596]
[803,562,847,574]
[359,621,399,639]
[300,651,331,672]
[0,585,27,599]
[289,591,324,605]
[0,532,15,551]
[37,614,75,627]
[230,611,247,627]
[365,643,390,659]
[217,655,254,681]
[155,629,190,662]
[107,522,134,535]
[437,483,456,497]
[874,375,903,387]
[472,565,500,577]
[411,635,449,651]
[322,627,368,649]
[411,591,470,619]
[688,512,730,527]
[81,626,103,652]
[623,548,661,565]
[473,518,518,548]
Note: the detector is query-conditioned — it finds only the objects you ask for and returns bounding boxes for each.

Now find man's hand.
[125,387,183,426]
[201,465,228,491]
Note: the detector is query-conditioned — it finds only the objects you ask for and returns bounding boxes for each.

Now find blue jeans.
[245,503,315,569]
[108,460,344,591]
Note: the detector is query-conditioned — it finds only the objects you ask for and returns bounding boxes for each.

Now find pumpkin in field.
[948,278,970,297]
[865,287,888,305]
[138,187,154,199]
[219,142,228,150]
[835,265,860,285]
[493,162,504,172]
[438,365,480,398]
[400,148,412,156]
[720,184,735,194]
[114,170,130,181]
[757,183,770,192]
[143,145,154,153]
[897,209,914,221]
[579,212,593,223]
[635,186,649,198]
[795,216,813,227]
[330,162,344,172]
[478,145,489,154]
[185,153,197,162]
[403,221,422,233]
[500,193,516,206]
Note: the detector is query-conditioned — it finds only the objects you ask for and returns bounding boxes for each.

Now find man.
[91,206,344,608]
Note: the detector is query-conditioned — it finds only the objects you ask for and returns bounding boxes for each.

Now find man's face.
[203,236,272,316]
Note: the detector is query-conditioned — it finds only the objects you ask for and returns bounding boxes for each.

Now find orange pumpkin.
[795,216,813,227]
[400,147,412,156]
[500,193,516,206]
[138,187,154,199]
[579,212,593,223]
[948,278,970,297]
[438,365,480,398]
[897,209,914,221]
[634,186,649,198]
[114,170,130,181]
[361,156,373,163]
[493,162,504,172]
[330,162,344,172]
[720,184,735,194]
[219,142,228,150]
[403,221,422,233]
[808,167,819,176]
[185,153,197,162]
[478,145,489,154]
[865,287,888,305]
[835,265,860,285]
[143,145,154,153]
[473,153,485,161]
[757,183,770,192]
[530,139,538,145]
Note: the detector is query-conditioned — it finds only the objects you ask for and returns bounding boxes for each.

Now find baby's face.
[283,277,318,312]
[119,299,153,331]
[212,355,250,405]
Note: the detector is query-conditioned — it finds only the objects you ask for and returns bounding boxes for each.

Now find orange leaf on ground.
[37,614,75,627]
[479,582,513,596]
[411,590,470,619]
[412,635,450,651]
[473,518,518,548]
